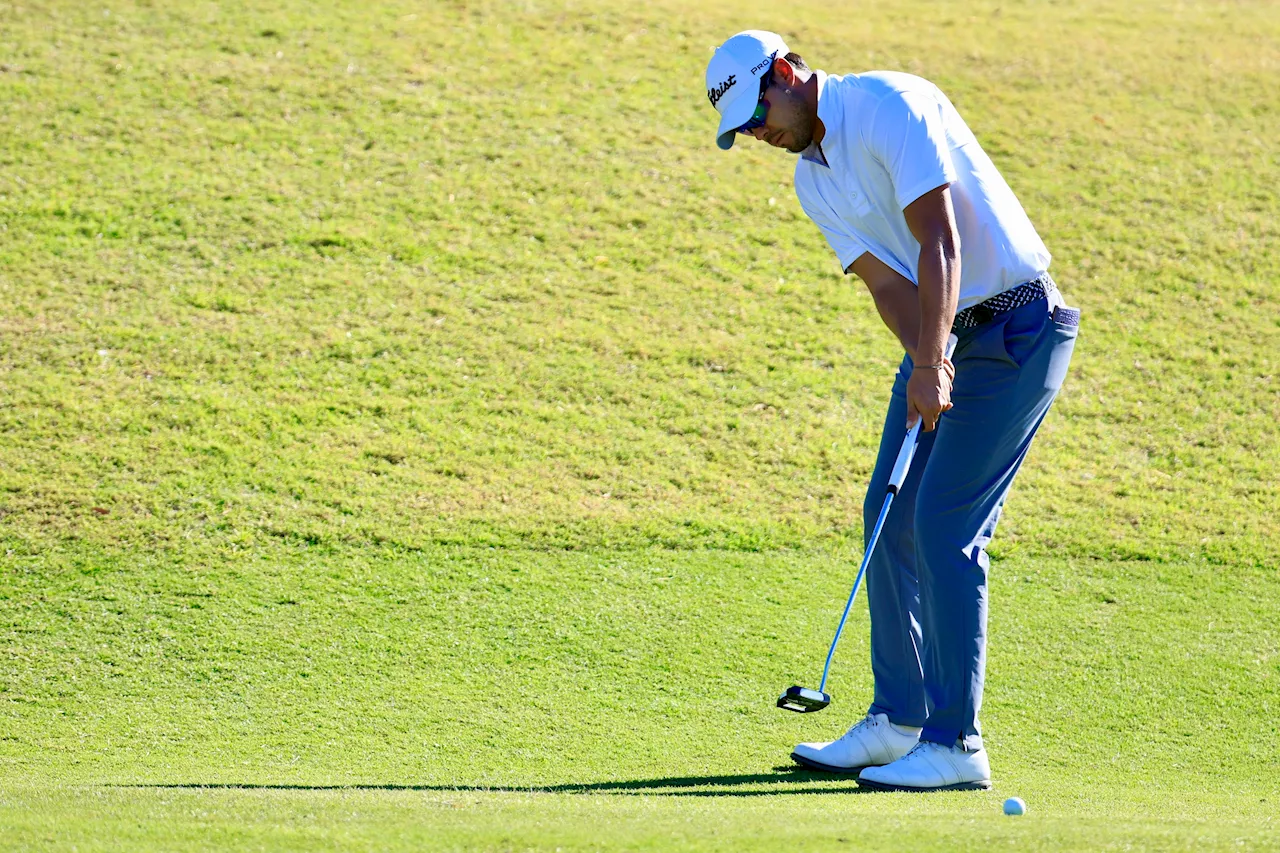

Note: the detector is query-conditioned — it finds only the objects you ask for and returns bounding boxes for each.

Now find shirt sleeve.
[795,183,870,273]
[865,89,958,211]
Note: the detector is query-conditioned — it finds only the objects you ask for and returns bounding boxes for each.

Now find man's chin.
[785,133,813,154]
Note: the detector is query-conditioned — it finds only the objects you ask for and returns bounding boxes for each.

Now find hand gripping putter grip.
[778,334,958,713]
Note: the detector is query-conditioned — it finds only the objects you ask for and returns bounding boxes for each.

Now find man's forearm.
[869,283,922,362]
[915,235,960,365]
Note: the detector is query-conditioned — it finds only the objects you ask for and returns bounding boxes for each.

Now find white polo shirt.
[794,70,1051,310]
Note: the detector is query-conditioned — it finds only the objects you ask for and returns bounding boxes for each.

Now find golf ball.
[1003,797,1027,816]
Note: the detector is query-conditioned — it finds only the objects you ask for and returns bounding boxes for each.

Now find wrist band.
[914,363,947,370]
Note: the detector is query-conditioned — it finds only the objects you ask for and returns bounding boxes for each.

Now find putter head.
[777,685,830,713]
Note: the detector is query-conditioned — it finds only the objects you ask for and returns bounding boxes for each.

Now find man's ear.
[772,56,795,85]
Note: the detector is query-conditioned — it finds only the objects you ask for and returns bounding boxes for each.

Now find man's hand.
[906,361,954,431]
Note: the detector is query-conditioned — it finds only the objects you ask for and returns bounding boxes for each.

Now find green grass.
[1,0,1278,849]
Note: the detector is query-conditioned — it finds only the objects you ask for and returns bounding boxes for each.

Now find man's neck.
[803,70,826,145]
[800,69,826,161]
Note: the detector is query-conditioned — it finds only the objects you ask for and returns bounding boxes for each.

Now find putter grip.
[887,423,921,494]
[887,334,958,495]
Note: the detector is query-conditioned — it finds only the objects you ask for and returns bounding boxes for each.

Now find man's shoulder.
[822,71,944,132]
[855,70,942,95]
[844,72,946,116]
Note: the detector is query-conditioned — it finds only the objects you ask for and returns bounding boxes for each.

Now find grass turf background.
[1,0,1278,849]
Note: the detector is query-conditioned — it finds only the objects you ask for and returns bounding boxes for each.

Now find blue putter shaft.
[816,335,956,694]
[816,438,910,694]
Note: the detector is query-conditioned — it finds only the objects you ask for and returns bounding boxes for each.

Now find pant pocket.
[1002,304,1078,390]
[1000,303,1056,368]
[958,315,1018,368]
[1041,317,1079,392]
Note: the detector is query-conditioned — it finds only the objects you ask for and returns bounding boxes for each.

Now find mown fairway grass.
[1,0,1278,850]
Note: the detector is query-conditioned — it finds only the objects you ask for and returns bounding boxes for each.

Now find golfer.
[705,31,1078,792]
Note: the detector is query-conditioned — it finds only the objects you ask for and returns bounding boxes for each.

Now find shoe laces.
[838,713,880,741]
[900,741,937,763]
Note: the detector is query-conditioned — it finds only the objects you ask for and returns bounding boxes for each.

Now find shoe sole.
[789,752,870,775]
[855,777,992,793]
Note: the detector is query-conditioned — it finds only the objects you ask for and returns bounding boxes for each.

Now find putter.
[778,335,957,714]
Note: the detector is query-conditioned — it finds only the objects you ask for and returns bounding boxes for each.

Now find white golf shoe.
[856,740,992,791]
[790,713,920,774]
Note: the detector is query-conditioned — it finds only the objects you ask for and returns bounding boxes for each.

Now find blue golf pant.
[863,295,1078,750]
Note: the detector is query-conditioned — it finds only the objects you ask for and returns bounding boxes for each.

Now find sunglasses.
[735,60,776,135]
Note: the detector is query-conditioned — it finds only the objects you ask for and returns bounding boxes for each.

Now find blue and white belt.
[952,273,1065,331]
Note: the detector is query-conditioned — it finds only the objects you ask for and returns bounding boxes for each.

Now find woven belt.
[952,273,1057,331]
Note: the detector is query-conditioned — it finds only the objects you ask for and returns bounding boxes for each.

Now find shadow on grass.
[114,767,871,798]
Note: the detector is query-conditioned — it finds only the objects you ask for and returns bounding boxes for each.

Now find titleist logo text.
[707,75,736,107]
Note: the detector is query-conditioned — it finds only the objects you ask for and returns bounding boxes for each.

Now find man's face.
[741,70,816,154]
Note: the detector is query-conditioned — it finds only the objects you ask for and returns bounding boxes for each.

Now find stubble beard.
[784,105,816,154]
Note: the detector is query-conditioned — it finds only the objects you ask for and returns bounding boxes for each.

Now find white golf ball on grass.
[1003,797,1027,816]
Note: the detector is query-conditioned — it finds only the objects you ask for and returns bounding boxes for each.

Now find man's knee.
[912,500,989,573]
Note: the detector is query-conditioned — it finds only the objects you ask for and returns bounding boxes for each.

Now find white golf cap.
[705,30,789,150]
